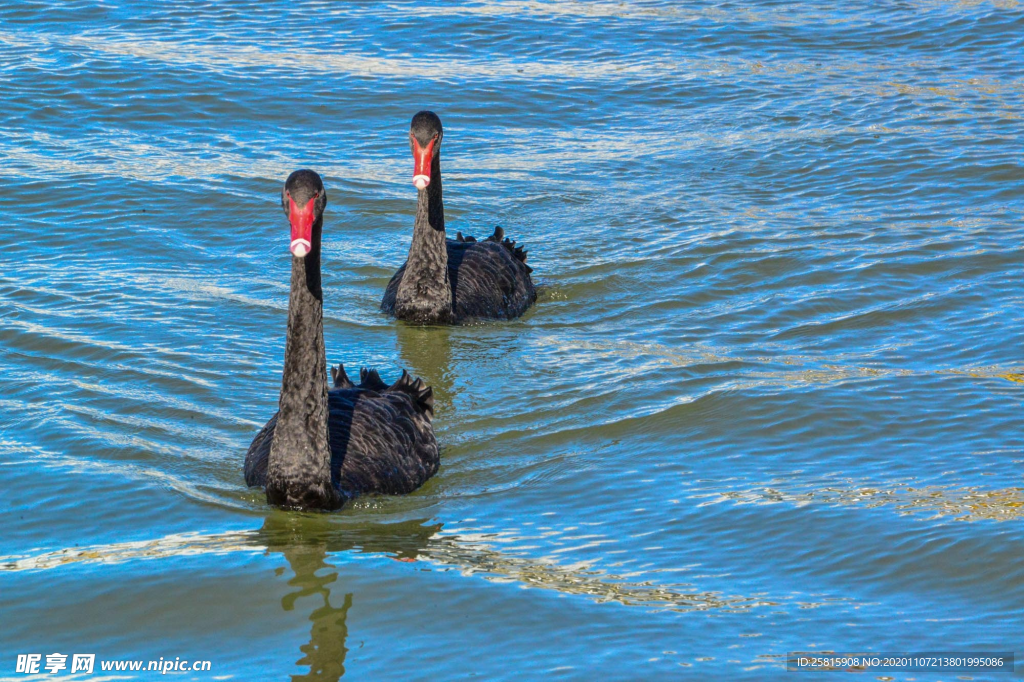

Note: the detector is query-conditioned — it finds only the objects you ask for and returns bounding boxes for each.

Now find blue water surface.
[1,1,1023,679]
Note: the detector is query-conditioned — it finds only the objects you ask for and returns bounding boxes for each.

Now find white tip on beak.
[290,239,310,258]
[413,175,430,190]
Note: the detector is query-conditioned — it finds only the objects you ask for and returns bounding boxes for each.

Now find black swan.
[381,111,537,324]
[245,170,439,511]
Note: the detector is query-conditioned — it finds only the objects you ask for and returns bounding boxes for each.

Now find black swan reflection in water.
[282,547,353,682]
[382,111,537,324]
[259,515,440,681]
[245,170,440,511]
[394,322,457,416]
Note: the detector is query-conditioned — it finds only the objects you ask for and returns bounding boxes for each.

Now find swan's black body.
[245,170,439,511]
[381,111,536,325]
[244,365,437,508]
[382,226,535,324]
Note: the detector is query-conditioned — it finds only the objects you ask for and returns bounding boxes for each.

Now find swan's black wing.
[448,226,536,322]
[244,413,277,487]
[381,268,402,316]
[244,365,438,499]
[330,368,436,497]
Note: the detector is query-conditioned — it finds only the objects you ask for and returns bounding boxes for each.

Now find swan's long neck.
[395,153,452,324]
[266,218,340,510]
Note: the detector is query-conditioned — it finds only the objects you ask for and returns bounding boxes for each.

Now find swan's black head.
[410,111,443,191]
[281,169,327,258]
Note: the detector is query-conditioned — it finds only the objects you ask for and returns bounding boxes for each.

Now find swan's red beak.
[288,195,316,258]
[412,137,435,190]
